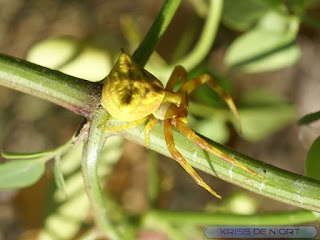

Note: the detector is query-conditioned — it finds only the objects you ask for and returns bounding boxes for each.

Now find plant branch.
[81,109,122,239]
[171,0,223,70]
[0,53,101,119]
[119,123,320,212]
[145,209,320,225]
[132,0,181,66]
[0,53,320,211]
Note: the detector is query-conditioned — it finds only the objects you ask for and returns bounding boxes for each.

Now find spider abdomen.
[101,53,165,121]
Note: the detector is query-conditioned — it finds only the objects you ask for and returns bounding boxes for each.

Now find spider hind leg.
[172,118,263,178]
[163,120,221,198]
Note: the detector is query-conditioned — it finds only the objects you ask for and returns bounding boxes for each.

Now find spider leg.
[165,66,188,91]
[103,116,150,132]
[163,119,222,198]
[144,116,158,148]
[172,118,263,178]
[179,74,242,132]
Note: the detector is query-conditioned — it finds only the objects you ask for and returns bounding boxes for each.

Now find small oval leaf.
[225,29,300,73]
[236,90,296,141]
[193,118,229,144]
[298,111,320,126]
[1,150,50,160]
[222,0,271,31]
[305,136,320,181]
[0,160,45,189]
[225,12,300,73]
[27,36,113,82]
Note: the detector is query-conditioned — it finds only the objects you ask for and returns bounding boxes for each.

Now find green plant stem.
[148,150,159,207]
[119,123,320,212]
[132,0,181,66]
[171,0,223,70]
[188,0,209,17]
[81,108,122,240]
[0,53,101,118]
[2,134,74,159]
[0,53,320,211]
[145,210,320,225]
[142,211,188,240]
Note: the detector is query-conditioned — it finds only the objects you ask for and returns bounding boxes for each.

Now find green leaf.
[217,192,258,214]
[298,111,320,126]
[305,136,320,181]
[225,31,300,72]
[236,90,296,141]
[39,144,89,240]
[1,150,50,159]
[54,156,66,197]
[26,36,114,82]
[0,160,45,189]
[225,12,300,73]
[222,0,271,31]
[192,118,229,144]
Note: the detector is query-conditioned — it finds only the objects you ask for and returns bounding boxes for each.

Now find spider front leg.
[163,120,222,198]
[165,66,188,91]
[102,116,150,132]
[144,116,158,148]
[179,73,242,132]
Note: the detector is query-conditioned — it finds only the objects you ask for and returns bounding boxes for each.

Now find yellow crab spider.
[101,53,262,198]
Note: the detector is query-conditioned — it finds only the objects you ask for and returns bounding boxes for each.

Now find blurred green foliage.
[1,0,320,238]
[305,136,320,181]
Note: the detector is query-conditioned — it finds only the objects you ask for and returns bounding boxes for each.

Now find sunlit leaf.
[225,12,300,73]
[39,144,89,240]
[236,90,296,141]
[222,0,271,31]
[27,37,77,69]
[298,111,320,126]
[225,30,300,72]
[0,160,45,189]
[217,192,258,214]
[193,118,229,144]
[305,136,320,181]
[27,36,113,82]
[39,138,124,240]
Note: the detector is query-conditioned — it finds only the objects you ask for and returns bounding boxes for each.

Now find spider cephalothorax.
[101,53,262,198]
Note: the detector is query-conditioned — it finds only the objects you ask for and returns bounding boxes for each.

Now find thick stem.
[1,51,319,211]
[1,53,319,210]
[0,0,319,212]
[0,53,101,118]
[119,123,320,212]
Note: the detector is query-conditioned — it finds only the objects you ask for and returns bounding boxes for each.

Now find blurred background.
[0,0,320,239]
